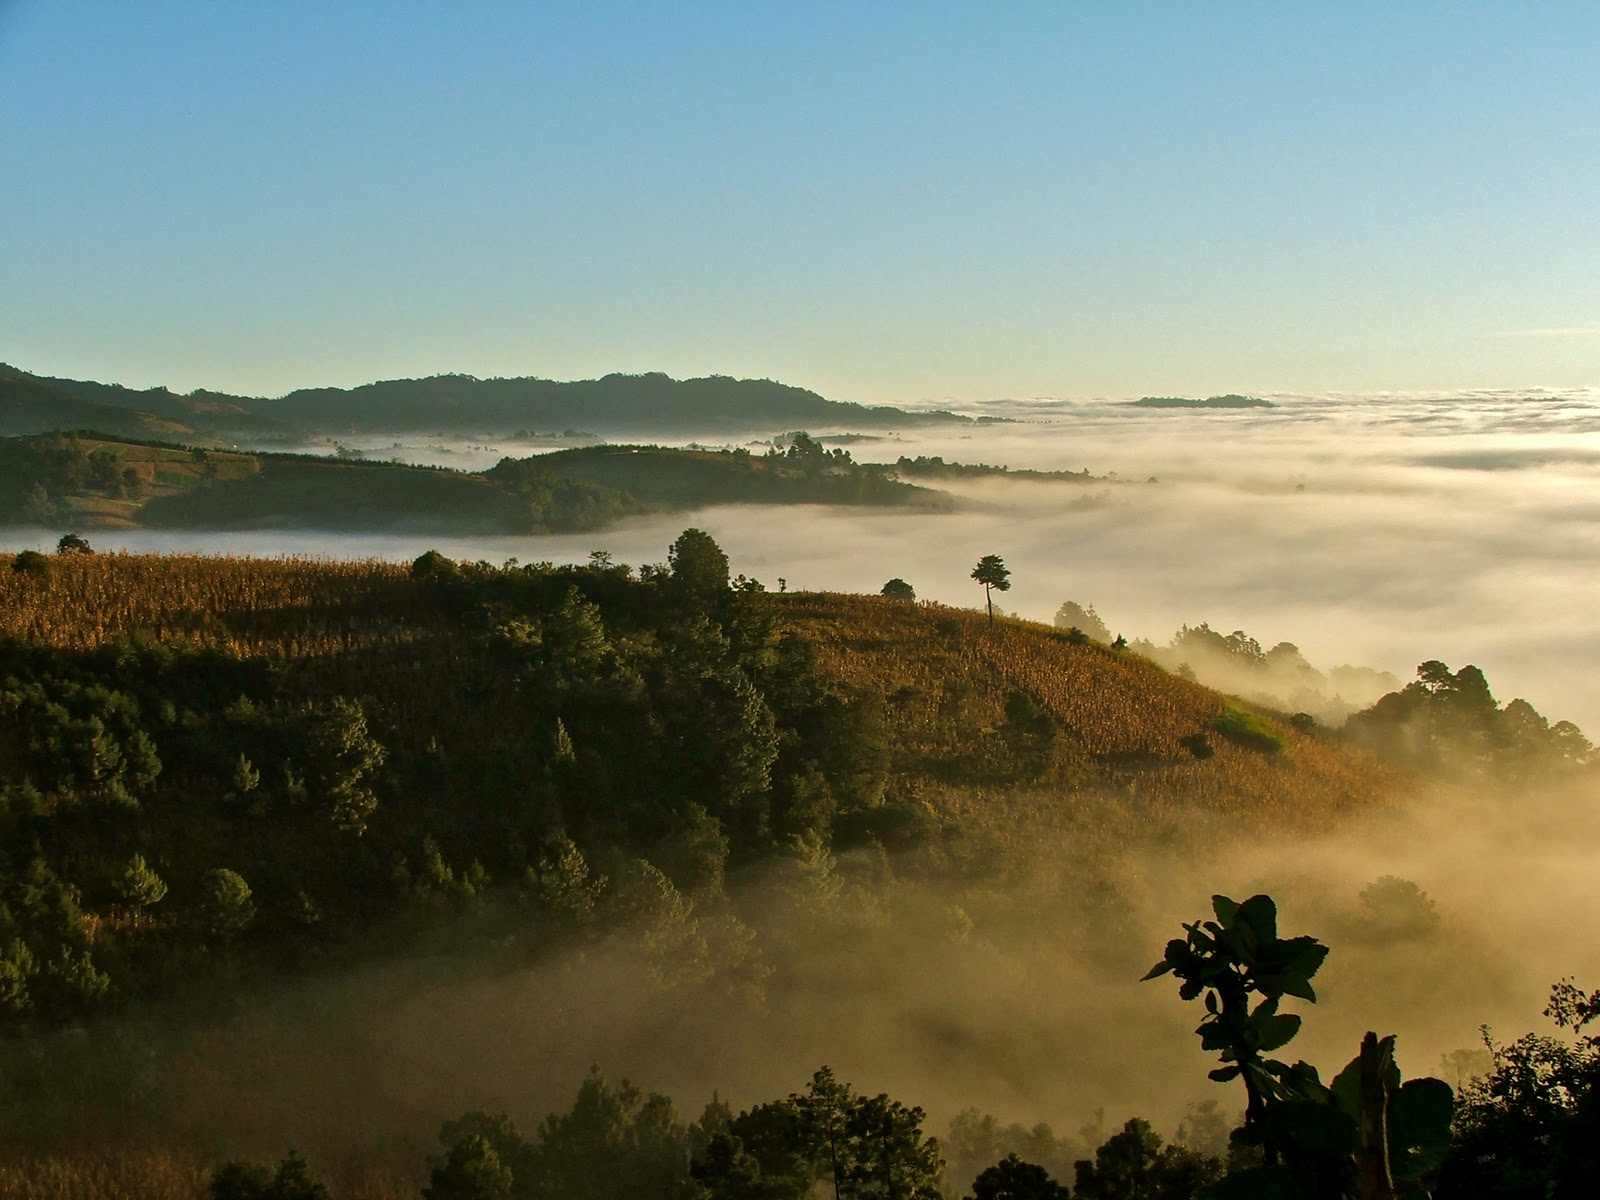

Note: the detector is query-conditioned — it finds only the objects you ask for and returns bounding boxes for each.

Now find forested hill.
[6,542,1591,1195]
[0,365,198,441]
[1,363,968,439]
[0,432,948,534]
[0,543,1393,1041]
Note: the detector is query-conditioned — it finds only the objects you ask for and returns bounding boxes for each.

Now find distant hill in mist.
[1,363,968,440]
[0,364,202,440]
[0,431,948,534]
[1131,393,1273,409]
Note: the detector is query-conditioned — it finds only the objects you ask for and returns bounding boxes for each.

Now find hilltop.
[0,431,948,534]
[1,363,970,442]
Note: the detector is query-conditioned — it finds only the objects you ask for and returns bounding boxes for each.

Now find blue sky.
[2,1,1596,403]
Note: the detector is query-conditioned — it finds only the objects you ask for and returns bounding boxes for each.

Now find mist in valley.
[22,389,1600,730]
[6,389,1600,1188]
[73,770,1600,1184]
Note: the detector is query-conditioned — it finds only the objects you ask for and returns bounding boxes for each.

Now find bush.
[1209,706,1284,754]
[11,550,50,575]
[412,549,460,581]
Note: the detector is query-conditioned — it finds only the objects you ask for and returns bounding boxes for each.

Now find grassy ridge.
[781,595,1391,848]
[0,554,1391,843]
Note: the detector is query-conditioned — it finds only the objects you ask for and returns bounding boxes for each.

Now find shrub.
[1210,706,1284,754]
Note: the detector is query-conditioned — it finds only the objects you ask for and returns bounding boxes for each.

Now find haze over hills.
[0,540,1592,1198]
[0,432,951,535]
[0,364,199,441]
[1,363,972,444]
[7,1,1600,1193]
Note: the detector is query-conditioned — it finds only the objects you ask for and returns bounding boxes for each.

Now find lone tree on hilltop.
[971,555,1011,623]
[881,578,916,601]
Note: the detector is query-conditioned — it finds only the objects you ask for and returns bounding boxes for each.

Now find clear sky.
[2,1,1596,404]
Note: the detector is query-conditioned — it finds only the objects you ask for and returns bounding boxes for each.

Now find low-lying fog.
[130,780,1600,1167]
[23,389,1600,731]
[9,390,1600,1166]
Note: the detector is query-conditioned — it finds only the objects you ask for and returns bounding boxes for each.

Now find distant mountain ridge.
[1,363,968,440]
[0,364,199,440]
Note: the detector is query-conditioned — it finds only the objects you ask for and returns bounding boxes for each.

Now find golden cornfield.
[779,592,1394,835]
[0,552,1394,840]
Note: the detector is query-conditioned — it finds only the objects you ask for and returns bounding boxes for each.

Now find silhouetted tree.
[1072,1119,1218,1200]
[55,532,92,555]
[424,1134,514,1200]
[1440,979,1600,1199]
[209,1152,330,1200]
[967,1153,1069,1200]
[881,578,916,601]
[669,528,731,607]
[1053,601,1108,642]
[971,555,1011,623]
[696,1067,944,1200]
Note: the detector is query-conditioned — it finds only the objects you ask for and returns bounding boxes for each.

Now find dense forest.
[0,537,1593,1197]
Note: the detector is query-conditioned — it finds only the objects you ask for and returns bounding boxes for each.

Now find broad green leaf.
[1328,1051,1362,1121]
[1255,1013,1302,1054]
[1278,936,1330,979]
[1236,894,1279,943]
[1265,970,1319,1003]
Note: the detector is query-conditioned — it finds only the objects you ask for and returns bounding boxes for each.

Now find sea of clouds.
[28,388,1600,733]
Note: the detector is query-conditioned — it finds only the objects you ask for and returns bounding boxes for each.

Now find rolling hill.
[0,432,948,534]
[0,545,1408,1190]
[1,363,971,440]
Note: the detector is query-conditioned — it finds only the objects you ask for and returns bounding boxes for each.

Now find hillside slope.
[783,594,1389,849]
[0,546,1402,1166]
[0,433,948,534]
[0,367,194,440]
[0,552,1390,842]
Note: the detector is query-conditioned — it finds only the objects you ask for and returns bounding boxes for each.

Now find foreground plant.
[1145,893,1452,1199]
